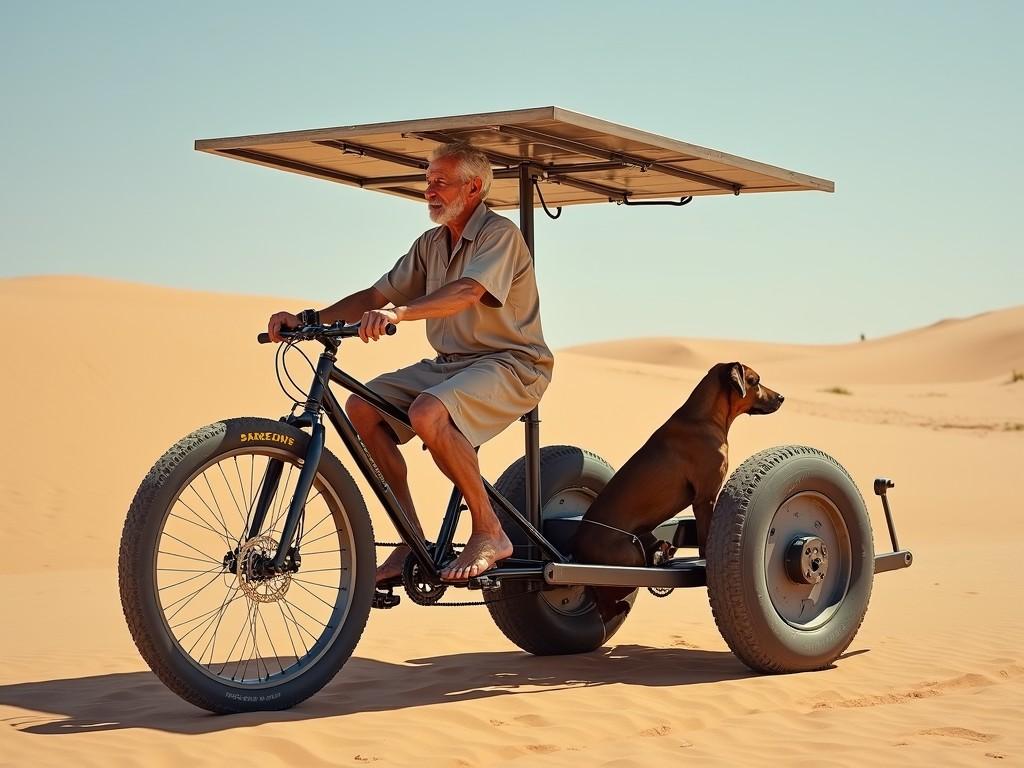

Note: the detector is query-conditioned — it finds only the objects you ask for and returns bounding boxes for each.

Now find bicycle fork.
[243,348,335,573]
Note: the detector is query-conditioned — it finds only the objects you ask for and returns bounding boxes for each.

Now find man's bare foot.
[376,545,410,584]
[440,531,513,581]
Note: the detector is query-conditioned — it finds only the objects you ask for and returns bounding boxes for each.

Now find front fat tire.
[118,417,375,713]
[706,445,874,674]
[485,445,637,655]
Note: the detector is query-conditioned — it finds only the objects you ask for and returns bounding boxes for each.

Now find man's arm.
[358,278,486,341]
[267,286,389,342]
[320,286,389,324]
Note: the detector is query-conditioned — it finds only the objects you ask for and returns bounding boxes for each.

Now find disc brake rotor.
[236,534,292,603]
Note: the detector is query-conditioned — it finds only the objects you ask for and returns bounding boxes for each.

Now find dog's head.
[719,362,784,416]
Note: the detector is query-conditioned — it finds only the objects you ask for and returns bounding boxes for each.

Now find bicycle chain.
[373,541,541,606]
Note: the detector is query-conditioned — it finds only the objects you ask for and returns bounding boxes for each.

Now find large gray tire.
[484,445,637,655]
[118,417,375,713]
[707,445,874,673]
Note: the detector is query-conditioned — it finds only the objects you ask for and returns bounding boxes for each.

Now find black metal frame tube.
[519,163,542,543]
[320,363,566,572]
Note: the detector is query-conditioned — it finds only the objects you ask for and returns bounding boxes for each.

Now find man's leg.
[408,394,512,580]
[345,395,424,583]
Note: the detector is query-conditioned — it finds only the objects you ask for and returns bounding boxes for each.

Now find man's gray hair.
[430,141,493,200]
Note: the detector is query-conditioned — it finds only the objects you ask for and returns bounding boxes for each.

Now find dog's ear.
[728,362,747,397]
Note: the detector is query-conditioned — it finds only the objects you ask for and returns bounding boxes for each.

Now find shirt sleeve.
[373,234,427,305]
[459,223,522,308]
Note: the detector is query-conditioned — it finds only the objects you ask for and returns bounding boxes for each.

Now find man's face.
[425,156,477,225]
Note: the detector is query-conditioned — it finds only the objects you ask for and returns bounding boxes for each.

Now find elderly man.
[267,142,553,582]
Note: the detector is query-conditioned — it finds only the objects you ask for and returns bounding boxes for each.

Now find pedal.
[467,574,502,591]
[372,587,401,609]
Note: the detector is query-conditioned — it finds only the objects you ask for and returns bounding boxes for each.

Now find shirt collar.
[460,201,490,242]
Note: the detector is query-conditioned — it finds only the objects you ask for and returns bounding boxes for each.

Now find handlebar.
[258,321,397,345]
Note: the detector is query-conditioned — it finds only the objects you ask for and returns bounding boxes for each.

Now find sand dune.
[567,305,1024,385]
[1,276,1022,766]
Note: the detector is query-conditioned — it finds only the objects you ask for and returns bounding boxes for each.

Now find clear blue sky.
[2,1,1020,348]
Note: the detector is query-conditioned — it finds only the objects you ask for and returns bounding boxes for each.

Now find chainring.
[401,548,451,606]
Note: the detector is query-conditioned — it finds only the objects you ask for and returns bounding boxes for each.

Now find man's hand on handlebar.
[359,307,402,343]
[267,311,300,343]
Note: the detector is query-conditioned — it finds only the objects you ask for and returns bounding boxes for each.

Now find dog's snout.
[777,394,785,403]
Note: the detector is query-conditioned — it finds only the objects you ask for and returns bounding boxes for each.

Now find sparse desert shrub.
[1010,370,1024,384]
[821,386,852,396]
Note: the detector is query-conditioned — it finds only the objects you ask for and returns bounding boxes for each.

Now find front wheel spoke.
[281,598,319,647]
[242,600,265,681]
[158,550,222,567]
[216,461,247,529]
[160,531,220,565]
[267,464,296,536]
[256,603,285,678]
[299,527,343,549]
[158,566,223,573]
[188,583,241,659]
[291,578,340,611]
[164,571,228,621]
[301,506,334,539]
[233,457,248,515]
[276,600,302,663]
[192,475,236,541]
[215,606,252,678]
[291,576,341,591]
[171,588,243,633]
[169,509,232,545]
[159,565,222,592]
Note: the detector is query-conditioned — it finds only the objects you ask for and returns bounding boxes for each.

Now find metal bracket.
[619,195,693,208]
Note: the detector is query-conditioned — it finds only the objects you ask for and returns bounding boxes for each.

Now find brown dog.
[572,363,784,600]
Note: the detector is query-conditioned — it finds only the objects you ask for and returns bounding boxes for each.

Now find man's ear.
[729,362,747,397]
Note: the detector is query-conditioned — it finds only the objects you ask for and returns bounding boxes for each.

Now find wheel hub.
[236,535,292,603]
[785,536,829,585]
[764,491,852,629]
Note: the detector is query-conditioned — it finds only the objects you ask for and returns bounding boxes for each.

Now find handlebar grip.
[257,332,271,344]
[385,323,397,336]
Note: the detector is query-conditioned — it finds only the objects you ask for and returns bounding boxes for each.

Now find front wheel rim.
[152,447,357,689]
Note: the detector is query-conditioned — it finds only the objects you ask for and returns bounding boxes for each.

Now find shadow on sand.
[0,644,765,735]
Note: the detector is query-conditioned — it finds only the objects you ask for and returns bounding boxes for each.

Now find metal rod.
[320,387,435,571]
[314,139,429,170]
[484,479,566,563]
[246,459,283,541]
[519,163,542,545]
[880,494,900,551]
[434,486,465,566]
[546,174,629,202]
[219,148,366,185]
[361,173,425,188]
[874,551,913,573]
[498,124,741,193]
[412,130,525,168]
[271,422,324,569]
[544,559,708,588]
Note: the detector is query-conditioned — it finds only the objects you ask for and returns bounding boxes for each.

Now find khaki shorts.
[363,354,549,447]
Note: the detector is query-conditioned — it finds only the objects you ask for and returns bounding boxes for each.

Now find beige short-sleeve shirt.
[373,202,553,384]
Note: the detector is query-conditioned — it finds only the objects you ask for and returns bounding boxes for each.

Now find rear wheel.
[118,417,375,712]
[484,445,637,655]
[706,445,874,673]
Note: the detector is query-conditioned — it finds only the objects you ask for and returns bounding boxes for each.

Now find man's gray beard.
[429,190,469,225]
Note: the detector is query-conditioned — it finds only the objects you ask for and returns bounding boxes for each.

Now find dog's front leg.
[693,499,714,559]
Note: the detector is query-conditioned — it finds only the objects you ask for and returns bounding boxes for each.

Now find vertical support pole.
[519,163,542,541]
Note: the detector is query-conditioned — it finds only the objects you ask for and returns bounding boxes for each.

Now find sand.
[1,275,1022,767]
